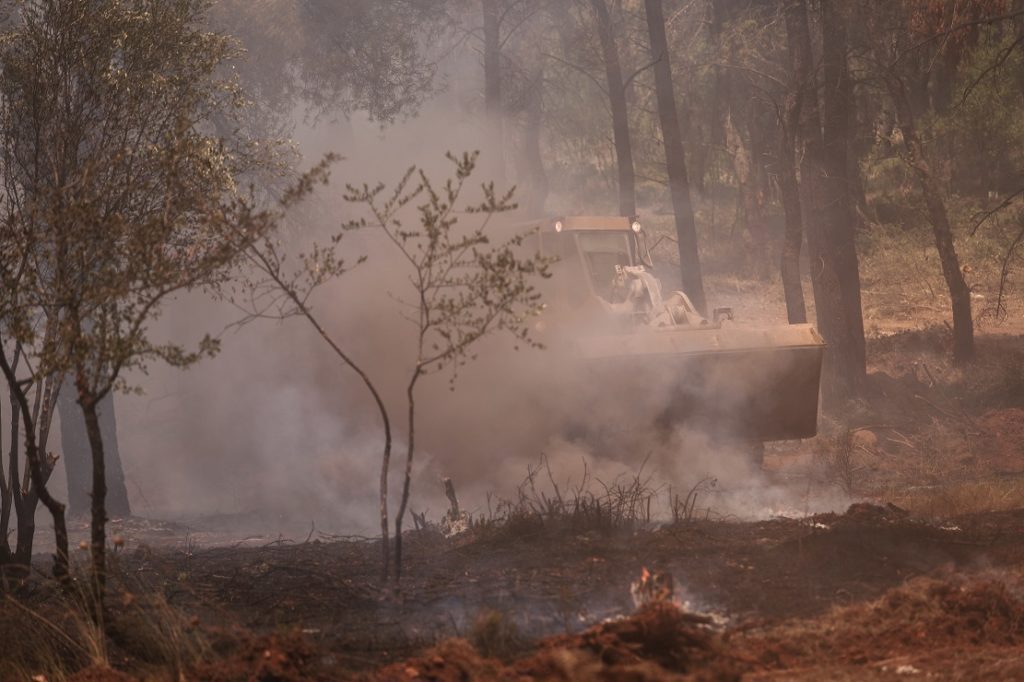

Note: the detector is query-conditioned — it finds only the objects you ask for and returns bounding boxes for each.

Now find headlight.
[554,220,564,233]
[631,220,642,233]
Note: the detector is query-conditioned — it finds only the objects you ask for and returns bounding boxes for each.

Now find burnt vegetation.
[2,0,1024,680]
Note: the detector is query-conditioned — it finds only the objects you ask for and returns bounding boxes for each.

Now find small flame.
[631,566,674,607]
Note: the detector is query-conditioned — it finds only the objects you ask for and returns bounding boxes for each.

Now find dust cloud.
[61,68,848,540]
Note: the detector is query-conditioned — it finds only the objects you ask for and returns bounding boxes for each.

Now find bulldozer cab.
[573,231,634,300]
[519,216,651,313]
[520,216,702,329]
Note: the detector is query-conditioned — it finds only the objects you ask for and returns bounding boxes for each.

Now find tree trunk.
[644,0,707,314]
[519,67,549,215]
[820,0,867,382]
[708,0,727,150]
[778,104,807,324]
[6,349,33,569]
[276,285,394,579]
[58,377,130,518]
[12,371,64,568]
[786,0,859,402]
[482,0,505,184]
[58,381,90,517]
[778,5,808,325]
[20,432,68,583]
[13,491,36,565]
[13,381,32,563]
[1,382,15,562]
[744,109,771,271]
[77,382,108,606]
[725,109,769,274]
[591,0,636,216]
[96,393,129,517]
[393,368,422,581]
[891,81,974,362]
[0,346,68,580]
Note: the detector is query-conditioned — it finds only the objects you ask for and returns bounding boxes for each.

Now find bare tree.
[231,152,548,580]
[857,1,988,362]
[344,151,550,579]
[889,80,974,361]
[227,158,398,579]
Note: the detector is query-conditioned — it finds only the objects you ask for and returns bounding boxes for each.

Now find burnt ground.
[140,503,1024,638]
[7,320,1024,679]
[7,502,1024,680]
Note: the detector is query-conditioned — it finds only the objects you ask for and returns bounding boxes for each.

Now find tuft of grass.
[468,608,523,660]
[669,477,719,523]
[471,456,662,541]
[0,555,209,682]
[0,591,106,681]
[819,430,858,496]
[106,587,209,679]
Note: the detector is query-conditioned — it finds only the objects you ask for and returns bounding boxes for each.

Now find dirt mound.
[845,575,1024,649]
[532,601,720,673]
[738,573,1024,670]
[826,501,911,526]
[372,601,735,681]
[521,601,738,680]
[371,639,508,681]
[190,630,319,682]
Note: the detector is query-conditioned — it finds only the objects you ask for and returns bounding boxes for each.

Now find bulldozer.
[512,215,825,445]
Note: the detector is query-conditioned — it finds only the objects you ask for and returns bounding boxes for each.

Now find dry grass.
[669,477,719,523]
[468,608,523,660]
[0,591,106,681]
[107,588,209,679]
[817,430,859,497]
[858,199,1024,332]
[0,557,209,682]
[472,456,662,540]
[882,478,1024,520]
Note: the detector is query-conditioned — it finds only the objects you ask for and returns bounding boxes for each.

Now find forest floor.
[6,273,1024,680]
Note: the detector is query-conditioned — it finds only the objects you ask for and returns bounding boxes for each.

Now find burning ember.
[630,566,675,607]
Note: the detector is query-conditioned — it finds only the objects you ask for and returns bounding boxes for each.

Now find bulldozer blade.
[576,323,825,442]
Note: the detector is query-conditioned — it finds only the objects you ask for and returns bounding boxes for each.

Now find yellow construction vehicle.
[514,215,825,444]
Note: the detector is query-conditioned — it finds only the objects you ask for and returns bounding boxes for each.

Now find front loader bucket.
[577,324,825,442]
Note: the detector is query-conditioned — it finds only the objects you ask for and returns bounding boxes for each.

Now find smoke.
[109,227,847,539]
[42,53,847,541]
